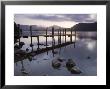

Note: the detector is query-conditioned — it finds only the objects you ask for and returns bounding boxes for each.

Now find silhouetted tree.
[14,22,20,43]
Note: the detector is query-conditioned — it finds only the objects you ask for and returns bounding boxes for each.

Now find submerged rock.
[52,59,61,69]
[19,42,25,48]
[70,66,82,74]
[19,42,25,46]
[21,71,28,75]
[66,59,76,68]
[87,56,91,59]
[26,48,29,52]
[15,50,27,56]
[30,44,34,47]
[14,44,20,49]
[66,59,82,74]
[43,58,48,60]
[57,58,64,62]
[30,52,36,56]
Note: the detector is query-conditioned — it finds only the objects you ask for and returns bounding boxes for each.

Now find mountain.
[19,25,46,31]
[19,25,30,31]
[71,22,97,31]
[48,25,63,30]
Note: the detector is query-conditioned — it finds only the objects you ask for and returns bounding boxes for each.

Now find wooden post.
[52,27,54,45]
[52,27,55,57]
[63,29,64,36]
[60,29,61,44]
[46,29,47,46]
[30,26,33,52]
[65,29,66,43]
[70,28,72,42]
[37,36,39,50]
[58,29,59,44]
[46,28,48,55]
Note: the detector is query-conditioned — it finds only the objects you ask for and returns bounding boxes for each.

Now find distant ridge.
[72,22,97,31]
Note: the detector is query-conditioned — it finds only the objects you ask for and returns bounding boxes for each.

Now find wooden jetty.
[15,25,77,62]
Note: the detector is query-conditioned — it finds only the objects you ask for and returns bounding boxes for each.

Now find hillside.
[72,22,97,31]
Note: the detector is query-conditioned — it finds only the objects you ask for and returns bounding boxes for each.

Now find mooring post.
[52,27,55,57]
[70,28,72,42]
[63,29,64,36]
[58,29,59,44]
[46,28,47,46]
[52,27,55,45]
[65,29,66,43]
[46,28,48,55]
[60,29,61,44]
[37,36,40,50]
[30,26,33,52]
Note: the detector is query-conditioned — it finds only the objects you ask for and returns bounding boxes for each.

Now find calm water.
[14,32,97,76]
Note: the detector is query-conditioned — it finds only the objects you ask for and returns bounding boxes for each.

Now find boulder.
[14,44,20,49]
[70,66,82,74]
[66,59,76,68]
[57,58,64,62]
[26,48,29,52]
[52,59,61,69]
[19,42,25,46]
[30,44,34,47]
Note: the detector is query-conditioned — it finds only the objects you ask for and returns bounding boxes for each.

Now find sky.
[14,14,97,28]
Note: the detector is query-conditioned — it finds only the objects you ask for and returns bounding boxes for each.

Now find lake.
[14,31,97,76]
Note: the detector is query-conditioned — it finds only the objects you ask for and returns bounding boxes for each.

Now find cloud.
[15,14,97,23]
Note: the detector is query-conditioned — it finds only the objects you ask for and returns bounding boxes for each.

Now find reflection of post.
[75,31,76,42]
[21,60,25,72]
[74,42,76,48]
[70,28,72,42]
[30,26,33,52]
[65,29,66,43]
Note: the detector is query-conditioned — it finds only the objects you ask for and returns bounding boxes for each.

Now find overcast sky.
[14,14,97,28]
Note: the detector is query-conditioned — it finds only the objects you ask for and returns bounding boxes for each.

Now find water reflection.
[14,32,97,76]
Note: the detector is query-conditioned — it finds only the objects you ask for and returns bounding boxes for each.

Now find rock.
[15,50,26,56]
[87,56,91,59]
[43,74,48,76]
[21,71,28,75]
[19,42,25,48]
[30,52,36,56]
[52,59,61,69]
[19,42,25,46]
[57,58,64,62]
[26,48,29,52]
[30,44,34,47]
[66,59,76,68]
[43,58,48,60]
[70,66,82,74]
[14,44,20,49]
